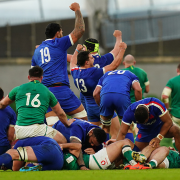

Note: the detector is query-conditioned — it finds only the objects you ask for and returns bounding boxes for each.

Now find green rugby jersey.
[166,75,180,118]
[8,80,58,126]
[122,66,149,103]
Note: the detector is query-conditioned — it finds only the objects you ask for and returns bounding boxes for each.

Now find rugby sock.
[148,160,157,168]
[123,158,130,166]
[0,153,12,167]
[122,145,137,166]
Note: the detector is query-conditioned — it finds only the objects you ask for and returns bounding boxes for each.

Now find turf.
[0,169,180,180]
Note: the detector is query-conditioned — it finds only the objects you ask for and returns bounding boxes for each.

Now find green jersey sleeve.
[49,91,58,107]
[8,86,19,101]
[144,72,149,83]
[166,79,173,89]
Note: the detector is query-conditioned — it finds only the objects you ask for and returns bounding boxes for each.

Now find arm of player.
[70,138,89,170]
[116,122,130,141]
[132,81,142,101]
[145,84,150,93]
[67,54,73,63]
[93,86,102,106]
[70,44,83,70]
[104,42,127,73]
[110,30,122,58]
[69,3,85,44]
[0,95,14,109]
[149,112,173,148]
[7,126,15,146]
[161,87,172,110]
[51,102,73,127]
[60,143,82,158]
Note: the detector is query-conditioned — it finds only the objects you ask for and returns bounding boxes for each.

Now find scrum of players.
[0,2,180,171]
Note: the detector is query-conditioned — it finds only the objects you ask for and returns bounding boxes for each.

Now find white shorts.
[162,157,169,168]
[89,148,111,170]
[15,124,57,139]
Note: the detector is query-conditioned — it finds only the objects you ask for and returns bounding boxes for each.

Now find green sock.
[123,158,130,166]
[149,160,157,168]
[122,145,137,166]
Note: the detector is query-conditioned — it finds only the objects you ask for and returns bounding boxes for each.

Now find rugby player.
[0,66,73,143]
[31,2,87,127]
[93,69,142,134]
[116,97,180,153]
[70,33,126,138]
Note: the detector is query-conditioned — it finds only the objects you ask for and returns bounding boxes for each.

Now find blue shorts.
[87,104,117,122]
[32,143,64,171]
[100,93,131,117]
[47,86,81,113]
[135,123,163,143]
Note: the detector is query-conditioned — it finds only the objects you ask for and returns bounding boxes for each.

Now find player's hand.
[113,30,122,38]
[84,148,95,154]
[119,42,127,50]
[59,144,63,150]
[67,118,76,126]
[106,139,116,145]
[80,166,90,170]
[149,137,160,148]
[76,44,83,51]
[69,2,80,11]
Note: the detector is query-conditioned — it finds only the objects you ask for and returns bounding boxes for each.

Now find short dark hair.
[45,23,62,39]
[77,51,90,66]
[177,63,180,70]
[83,38,99,52]
[134,106,149,124]
[29,66,43,78]
[92,128,107,144]
[0,87,4,100]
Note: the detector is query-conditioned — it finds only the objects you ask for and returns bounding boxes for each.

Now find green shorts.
[63,152,90,170]
[167,150,180,168]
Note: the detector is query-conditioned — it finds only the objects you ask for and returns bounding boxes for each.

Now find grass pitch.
[1,169,180,180]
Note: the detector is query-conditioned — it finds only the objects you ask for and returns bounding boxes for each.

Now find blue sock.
[0,153,12,167]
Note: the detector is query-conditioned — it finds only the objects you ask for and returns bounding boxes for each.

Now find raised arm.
[104,42,127,73]
[110,30,122,57]
[69,2,85,44]
[70,44,83,70]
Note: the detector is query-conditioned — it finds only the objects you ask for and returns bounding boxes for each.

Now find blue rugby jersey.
[97,70,139,97]
[93,53,114,68]
[122,97,167,131]
[71,67,104,105]
[31,35,73,87]
[0,106,16,146]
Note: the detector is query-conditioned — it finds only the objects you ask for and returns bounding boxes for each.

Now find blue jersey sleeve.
[122,107,134,126]
[31,55,37,67]
[9,107,16,125]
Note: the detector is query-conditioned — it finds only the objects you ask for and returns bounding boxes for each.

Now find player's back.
[71,67,103,105]
[166,75,180,117]
[0,106,16,146]
[32,36,72,86]
[99,70,139,97]
[9,80,57,126]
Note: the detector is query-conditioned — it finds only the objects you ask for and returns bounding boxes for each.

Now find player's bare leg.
[110,116,121,139]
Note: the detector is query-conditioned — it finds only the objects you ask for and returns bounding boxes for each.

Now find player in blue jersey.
[93,69,142,134]
[31,2,87,126]
[0,136,64,171]
[0,88,16,155]
[70,34,127,139]
[53,119,107,170]
[116,97,180,153]
[0,88,16,169]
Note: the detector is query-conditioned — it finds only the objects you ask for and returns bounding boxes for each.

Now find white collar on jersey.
[136,104,149,110]
[45,39,53,41]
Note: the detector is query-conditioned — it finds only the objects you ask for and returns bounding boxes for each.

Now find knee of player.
[6,149,19,160]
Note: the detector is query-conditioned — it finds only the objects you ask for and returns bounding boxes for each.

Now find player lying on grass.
[131,145,180,169]
[0,136,64,171]
[62,138,149,170]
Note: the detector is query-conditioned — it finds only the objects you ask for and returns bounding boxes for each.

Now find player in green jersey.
[0,66,73,144]
[62,139,149,170]
[161,63,180,127]
[122,54,150,103]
